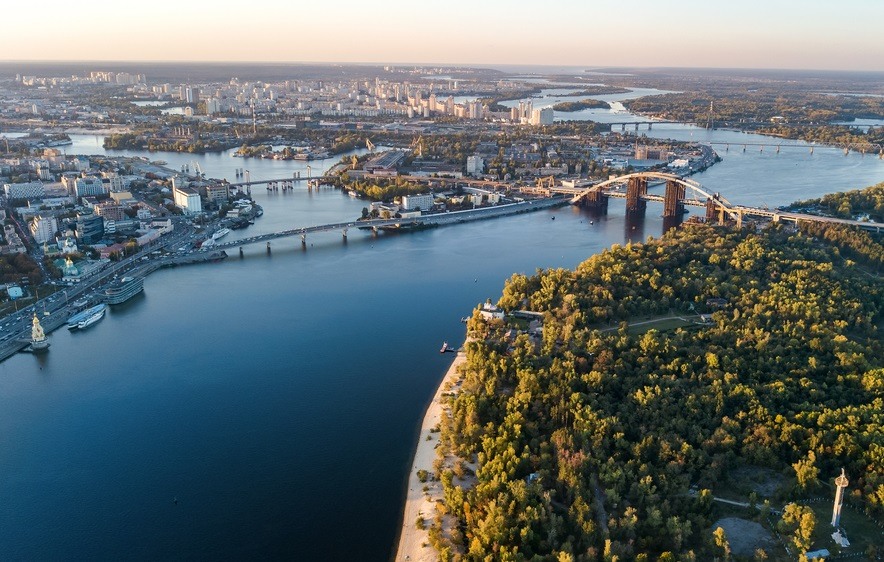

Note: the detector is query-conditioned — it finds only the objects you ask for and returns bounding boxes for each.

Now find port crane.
[535,176,555,189]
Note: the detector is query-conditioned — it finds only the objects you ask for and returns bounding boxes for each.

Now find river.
[0,104,883,560]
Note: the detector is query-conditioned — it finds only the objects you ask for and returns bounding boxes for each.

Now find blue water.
[1,98,883,561]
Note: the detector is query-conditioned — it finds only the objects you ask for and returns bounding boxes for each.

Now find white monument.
[831,468,848,528]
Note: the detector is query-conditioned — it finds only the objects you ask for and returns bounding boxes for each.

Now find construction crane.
[366,138,375,151]
[351,155,359,170]
[536,176,555,189]
[410,135,424,157]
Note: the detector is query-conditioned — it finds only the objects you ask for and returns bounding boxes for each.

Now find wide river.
[1,92,883,560]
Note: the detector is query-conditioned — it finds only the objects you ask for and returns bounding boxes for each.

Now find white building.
[466,155,485,176]
[173,186,202,215]
[74,177,108,198]
[529,107,554,126]
[400,193,434,212]
[29,215,58,244]
[3,181,44,200]
[101,172,124,192]
[479,302,505,321]
[206,98,221,115]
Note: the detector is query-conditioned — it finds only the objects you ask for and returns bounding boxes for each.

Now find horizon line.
[0,60,882,75]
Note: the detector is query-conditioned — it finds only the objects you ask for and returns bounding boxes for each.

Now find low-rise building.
[480,302,505,321]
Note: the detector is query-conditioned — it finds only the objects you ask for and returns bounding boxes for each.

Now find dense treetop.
[434,222,883,561]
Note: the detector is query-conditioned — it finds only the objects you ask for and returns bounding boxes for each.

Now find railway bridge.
[555,172,883,232]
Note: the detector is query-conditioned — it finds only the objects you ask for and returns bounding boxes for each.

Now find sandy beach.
[394,350,466,562]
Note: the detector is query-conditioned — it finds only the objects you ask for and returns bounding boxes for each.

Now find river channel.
[0,96,882,559]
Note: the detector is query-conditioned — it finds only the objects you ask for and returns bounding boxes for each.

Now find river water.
[1,98,883,560]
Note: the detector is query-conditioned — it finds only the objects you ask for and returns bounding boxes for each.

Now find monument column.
[831,468,849,527]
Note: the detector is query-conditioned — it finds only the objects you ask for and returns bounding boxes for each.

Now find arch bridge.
[556,172,883,232]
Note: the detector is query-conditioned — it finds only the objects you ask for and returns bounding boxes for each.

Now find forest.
[789,182,884,223]
[341,176,430,202]
[552,100,610,112]
[0,253,43,286]
[623,89,884,146]
[431,218,883,561]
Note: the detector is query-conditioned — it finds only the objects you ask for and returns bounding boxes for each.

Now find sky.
[3,0,882,71]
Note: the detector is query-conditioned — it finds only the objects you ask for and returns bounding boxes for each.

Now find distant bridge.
[557,171,884,232]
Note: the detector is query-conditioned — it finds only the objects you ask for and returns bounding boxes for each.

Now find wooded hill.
[434,221,883,561]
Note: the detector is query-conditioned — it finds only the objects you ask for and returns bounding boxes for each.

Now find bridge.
[605,121,681,131]
[212,197,566,250]
[558,172,884,232]
[707,141,883,156]
[226,174,336,190]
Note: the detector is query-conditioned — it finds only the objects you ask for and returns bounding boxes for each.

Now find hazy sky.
[3,0,882,71]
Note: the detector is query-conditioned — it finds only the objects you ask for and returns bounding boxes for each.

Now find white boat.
[212,228,231,240]
[68,303,107,328]
[77,308,105,329]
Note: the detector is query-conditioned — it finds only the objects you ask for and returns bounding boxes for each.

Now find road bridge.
[213,197,566,250]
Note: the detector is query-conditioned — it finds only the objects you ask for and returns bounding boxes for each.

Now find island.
[551,99,610,112]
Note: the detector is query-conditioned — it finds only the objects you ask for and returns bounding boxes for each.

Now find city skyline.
[3,0,883,72]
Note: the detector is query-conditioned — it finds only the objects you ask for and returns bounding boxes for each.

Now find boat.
[28,314,50,352]
[68,304,107,329]
[440,341,449,353]
[77,307,105,329]
[212,228,231,240]
[102,276,144,305]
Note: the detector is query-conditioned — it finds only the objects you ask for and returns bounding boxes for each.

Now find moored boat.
[212,227,231,240]
[102,277,144,305]
[77,307,105,329]
[68,303,107,328]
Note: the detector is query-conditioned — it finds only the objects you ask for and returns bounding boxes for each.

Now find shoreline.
[394,349,466,562]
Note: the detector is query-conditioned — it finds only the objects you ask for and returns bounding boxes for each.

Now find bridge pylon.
[663,180,685,218]
[626,177,648,216]
[577,188,608,213]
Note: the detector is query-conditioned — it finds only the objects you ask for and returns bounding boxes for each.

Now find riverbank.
[0,250,227,364]
[395,350,466,562]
